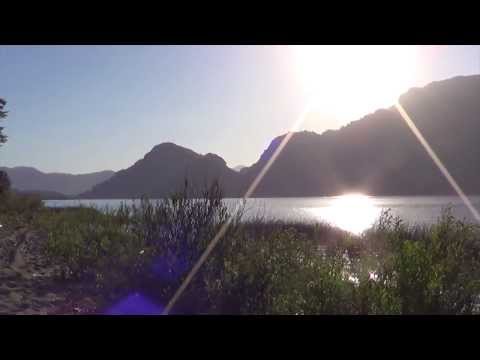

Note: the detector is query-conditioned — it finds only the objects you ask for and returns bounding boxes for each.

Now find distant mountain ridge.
[240,75,480,196]
[82,143,243,198]
[7,75,480,198]
[0,166,115,196]
[14,189,70,200]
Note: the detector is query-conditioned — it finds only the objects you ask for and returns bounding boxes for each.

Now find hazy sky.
[1,45,479,174]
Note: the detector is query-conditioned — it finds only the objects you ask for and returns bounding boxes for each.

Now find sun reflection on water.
[304,194,381,235]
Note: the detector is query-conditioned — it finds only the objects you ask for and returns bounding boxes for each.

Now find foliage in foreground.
[0,190,44,229]
[20,184,480,314]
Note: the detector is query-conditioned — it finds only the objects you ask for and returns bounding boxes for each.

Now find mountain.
[82,143,243,198]
[241,75,480,196]
[0,167,115,196]
[14,189,70,200]
[74,74,480,198]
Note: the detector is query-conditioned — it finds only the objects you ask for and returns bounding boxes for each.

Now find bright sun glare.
[305,194,381,235]
[293,45,419,126]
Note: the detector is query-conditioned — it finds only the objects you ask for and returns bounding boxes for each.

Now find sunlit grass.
[27,190,480,314]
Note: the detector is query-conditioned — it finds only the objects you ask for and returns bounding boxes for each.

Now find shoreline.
[2,202,480,315]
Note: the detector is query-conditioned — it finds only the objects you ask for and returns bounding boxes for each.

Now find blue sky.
[1,45,479,174]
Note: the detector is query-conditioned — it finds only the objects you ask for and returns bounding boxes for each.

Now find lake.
[44,195,480,235]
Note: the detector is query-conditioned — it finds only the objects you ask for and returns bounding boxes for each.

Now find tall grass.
[31,183,480,314]
[0,190,44,230]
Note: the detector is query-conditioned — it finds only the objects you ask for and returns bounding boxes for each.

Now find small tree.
[0,98,10,194]
[0,98,7,145]
[0,171,10,195]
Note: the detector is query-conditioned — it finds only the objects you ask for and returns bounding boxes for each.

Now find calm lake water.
[44,195,480,235]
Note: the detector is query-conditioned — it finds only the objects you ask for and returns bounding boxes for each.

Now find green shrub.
[30,186,480,314]
[0,191,44,230]
[36,206,148,296]
[201,226,354,314]
[361,208,480,314]
[0,171,10,196]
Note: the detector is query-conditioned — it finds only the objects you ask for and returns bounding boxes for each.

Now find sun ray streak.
[395,101,480,223]
[162,107,311,315]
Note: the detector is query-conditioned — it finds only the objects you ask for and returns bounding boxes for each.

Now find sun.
[293,45,419,127]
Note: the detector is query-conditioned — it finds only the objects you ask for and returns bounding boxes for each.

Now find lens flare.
[105,293,164,315]
[395,101,480,223]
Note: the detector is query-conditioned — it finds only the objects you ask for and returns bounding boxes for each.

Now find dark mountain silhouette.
[14,189,70,200]
[0,167,114,196]
[241,75,480,196]
[82,143,243,198]
[73,74,480,198]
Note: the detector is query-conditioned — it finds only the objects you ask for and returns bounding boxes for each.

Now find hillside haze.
[0,167,115,196]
